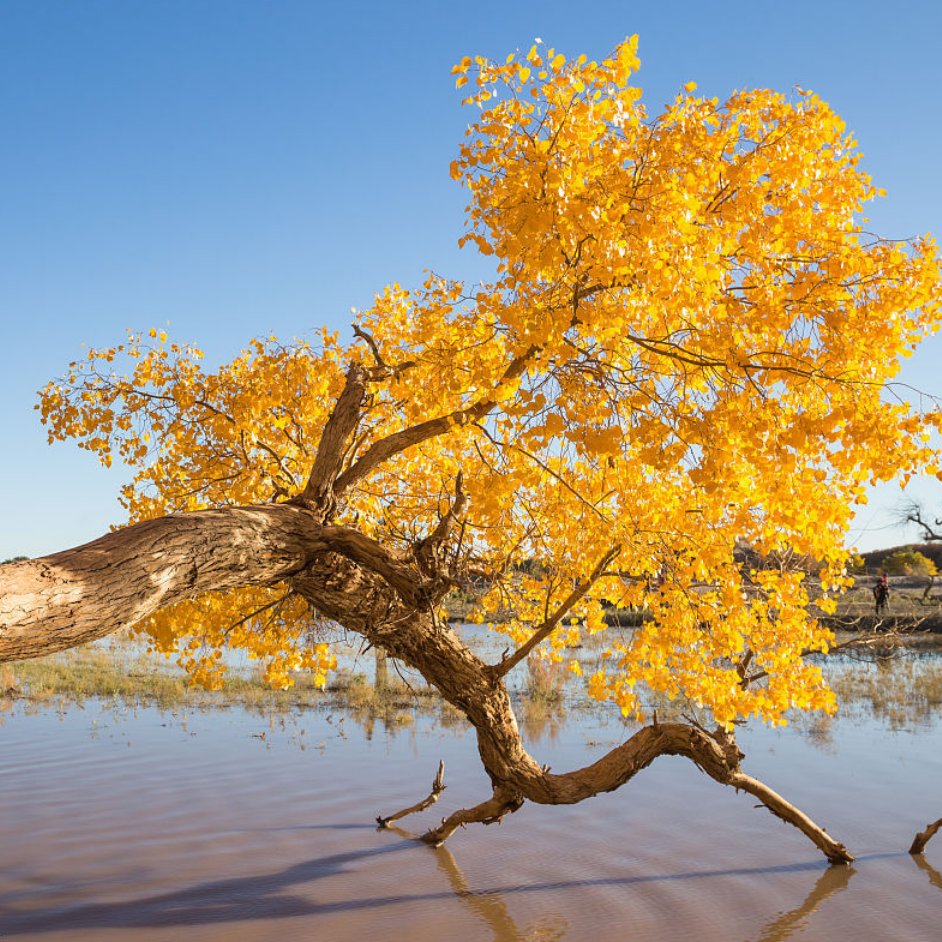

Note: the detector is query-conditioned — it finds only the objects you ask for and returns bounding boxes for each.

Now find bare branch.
[491,544,621,679]
[376,760,447,827]
[910,817,942,855]
[352,324,387,370]
[901,499,942,542]
[421,787,524,847]
[729,770,853,864]
[351,322,417,381]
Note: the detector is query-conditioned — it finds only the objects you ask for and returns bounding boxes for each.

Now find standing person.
[873,574,890,614]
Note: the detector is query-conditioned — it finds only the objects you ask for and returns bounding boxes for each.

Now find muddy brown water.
[2,660,942,940]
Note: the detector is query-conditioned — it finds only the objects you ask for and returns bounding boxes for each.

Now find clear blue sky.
[3,0,941,559]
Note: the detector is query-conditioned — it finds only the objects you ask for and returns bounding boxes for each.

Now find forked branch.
[415,473,468,579]
[318,526,425,606]
[902,500,942,542]
[333,344,538,496]
[352,323,416,380]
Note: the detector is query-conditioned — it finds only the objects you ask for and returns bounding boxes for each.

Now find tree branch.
[474,423,612,522]
[728,770,853,865]
[0,504,322,662]
[910,817,942,855]
[333,345,538,496]
[415,473,468,580]
[902,501,942,542]
[421,787,524,847]
[318,526,425,606]
[352,324,387,370]
[300,363,368,514]
[352,323,416,380]
[742,630,920,687]
[377,760,447,827]
[490,545,621,679]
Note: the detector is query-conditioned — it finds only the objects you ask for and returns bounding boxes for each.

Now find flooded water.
[2,651,942,940]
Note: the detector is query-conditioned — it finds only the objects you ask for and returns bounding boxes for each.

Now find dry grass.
[828,657,942,729]
[4,639,466,732]
[8,628,942,739]
[10,646,189,709]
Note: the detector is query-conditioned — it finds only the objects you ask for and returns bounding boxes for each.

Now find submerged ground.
[2,630,941,941]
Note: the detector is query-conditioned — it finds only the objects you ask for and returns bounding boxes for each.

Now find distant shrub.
[881,550,937,578]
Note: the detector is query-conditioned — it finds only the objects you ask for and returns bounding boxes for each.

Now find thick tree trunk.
[0,504,320,661]
[2,504,853,865]
[289,554,853,864]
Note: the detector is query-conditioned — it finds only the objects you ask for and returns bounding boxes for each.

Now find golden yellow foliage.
[38,38,942,727]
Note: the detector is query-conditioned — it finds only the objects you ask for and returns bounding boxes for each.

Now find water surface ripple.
[2,675,942,940]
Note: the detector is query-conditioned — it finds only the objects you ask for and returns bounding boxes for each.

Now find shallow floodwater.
[2,660,942,940]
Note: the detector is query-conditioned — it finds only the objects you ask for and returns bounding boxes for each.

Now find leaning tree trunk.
[0,504,319,660]
[290,549,855,864]
[0,501,855,865]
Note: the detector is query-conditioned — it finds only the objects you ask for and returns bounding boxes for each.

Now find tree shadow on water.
[0,837,415,935]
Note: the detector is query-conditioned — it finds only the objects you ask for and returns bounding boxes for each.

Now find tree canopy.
[33,37,942,729]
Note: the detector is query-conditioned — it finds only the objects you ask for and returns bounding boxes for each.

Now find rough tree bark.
[0,358,859,866]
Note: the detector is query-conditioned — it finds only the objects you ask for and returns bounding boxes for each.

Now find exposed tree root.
[377,760,447,828]
[910,817,942,855]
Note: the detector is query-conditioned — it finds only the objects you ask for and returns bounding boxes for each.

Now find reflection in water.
[826,656,942,730]
[0,814,868,942]
[519,698,567,745]
[749,864,854,942]
[390,825,568,941]
[389,824,866,942]
[7,637,942,748]
[913,854,942,891]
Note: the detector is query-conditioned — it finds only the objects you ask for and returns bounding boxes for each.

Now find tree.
[3,38,942,863]
[903,500,942,543]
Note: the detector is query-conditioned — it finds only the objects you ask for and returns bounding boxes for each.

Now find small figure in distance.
[873,573,890,614]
